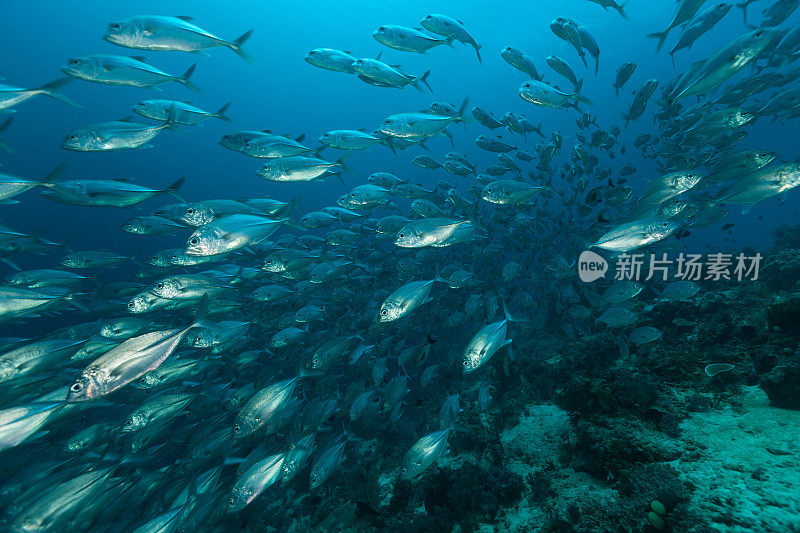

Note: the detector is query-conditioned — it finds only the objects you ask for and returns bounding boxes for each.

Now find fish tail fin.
[0,116,13,153]
[230,29,255,64]
[594,57,599,76]
[42,162,68,187]
[166,176,187,202]
[572,80,594,106]
[279,195,300,217]
[646,30,668,53]
[474,43,483,64]
[411,70,431,93]
[614,84,619,97]
[419,70,432,93]
[579,52,588,68]
[670,51,676,69]
[502,301,526,323]
[178,64,201,93]
[39,77,82,108]
[617,1,628,19]
[337,153,354,177]
[455,96,470,122]
[213,102,233,122]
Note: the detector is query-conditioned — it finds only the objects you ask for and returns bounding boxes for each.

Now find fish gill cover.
[1,0,800,531]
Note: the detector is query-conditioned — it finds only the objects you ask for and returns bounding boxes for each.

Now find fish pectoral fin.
[108,354,155,383]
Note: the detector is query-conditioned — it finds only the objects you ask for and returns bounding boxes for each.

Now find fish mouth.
[62,140,82,151]
[185,245,205,256]
[102,34,123,45]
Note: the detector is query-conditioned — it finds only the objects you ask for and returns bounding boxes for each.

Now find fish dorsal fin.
[175,16,195,21]
[375,51,383,61]
[131,56,148,62]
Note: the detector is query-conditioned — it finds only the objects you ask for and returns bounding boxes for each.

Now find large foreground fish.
[104,15,254,62]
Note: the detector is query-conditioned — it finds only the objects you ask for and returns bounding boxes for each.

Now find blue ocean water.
[3,1,800,531]
[2,0,798,258]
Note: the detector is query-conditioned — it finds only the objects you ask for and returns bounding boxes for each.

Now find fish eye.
[127,301,135,308]
[398,232,405,238]
[69,59,80,65]
[462,360,468,366]
[380,309,388,316]
[265,259,272,264]
[379,26,385,31]
[233,424,240,432]
[187,208,194,215]
[228,498,235,507]
[189,237,199,245]
[70,382,83,392]
[69,135,77,140]
[195,335,203,342]
[110,23,121,30]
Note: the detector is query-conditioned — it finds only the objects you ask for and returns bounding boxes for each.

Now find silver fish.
[105,15,253,62]
[67,325,197,401]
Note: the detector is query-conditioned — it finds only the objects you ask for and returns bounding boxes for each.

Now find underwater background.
[1,0,800,531]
